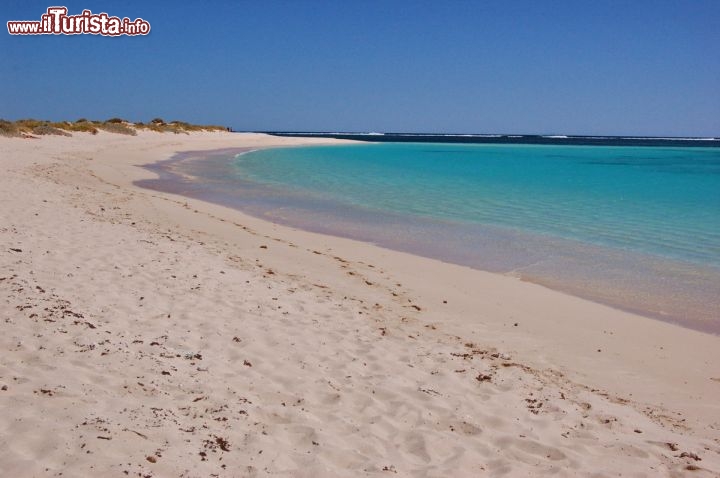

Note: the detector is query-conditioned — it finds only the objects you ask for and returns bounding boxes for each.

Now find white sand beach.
[1,131,718,477]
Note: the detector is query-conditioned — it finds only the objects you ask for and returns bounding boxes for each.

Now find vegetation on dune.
[135,119,227,134]
[0,118,229,137]
[0,120,21,137]
[134,121,184,134]
[62,121,99,134]
[96,121,137,136]
[169,120,227,132]
[0,119,72,137]
[15,118,47,131]
[32,124,72,136]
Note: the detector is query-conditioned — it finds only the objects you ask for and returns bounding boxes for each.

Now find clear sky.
[2,1,719,136]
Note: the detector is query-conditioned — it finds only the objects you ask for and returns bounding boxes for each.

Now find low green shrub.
[98,122,137,135]
[0,118,227,137]
[0,119,21,137]
[32,124,72,136]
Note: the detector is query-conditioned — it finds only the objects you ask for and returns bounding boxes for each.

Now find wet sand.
[137,148,720,335]
[1,131,719,477]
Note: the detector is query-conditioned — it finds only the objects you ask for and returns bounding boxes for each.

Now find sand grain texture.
[1,132,719,477]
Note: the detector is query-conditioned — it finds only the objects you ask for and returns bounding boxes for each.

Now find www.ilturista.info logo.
[7,7,150,36]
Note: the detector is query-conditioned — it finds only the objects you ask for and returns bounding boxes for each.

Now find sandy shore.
[1,131,718,477]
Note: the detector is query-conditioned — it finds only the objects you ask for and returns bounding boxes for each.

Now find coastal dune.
[1,131,718,477]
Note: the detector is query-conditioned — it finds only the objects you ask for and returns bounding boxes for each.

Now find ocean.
[137,137,720,333]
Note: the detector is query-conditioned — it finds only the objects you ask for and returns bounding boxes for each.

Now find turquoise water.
[235,144,720,268]
[138,143,720,333]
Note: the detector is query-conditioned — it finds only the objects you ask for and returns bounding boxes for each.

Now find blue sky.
[1,1,719,135]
